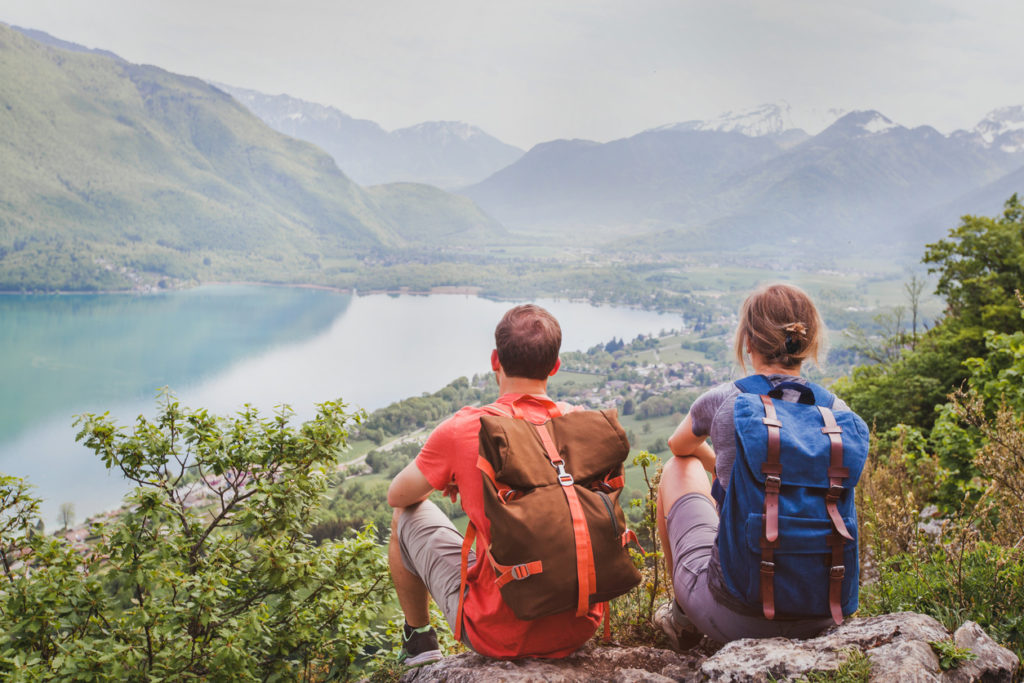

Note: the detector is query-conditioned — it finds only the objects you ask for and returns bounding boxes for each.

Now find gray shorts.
[666,493,833,643]
[396,499,475,640]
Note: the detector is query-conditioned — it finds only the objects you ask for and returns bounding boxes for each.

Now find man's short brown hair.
[494,304,562,380]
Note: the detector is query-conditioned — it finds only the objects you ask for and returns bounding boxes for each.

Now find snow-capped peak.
[654,102,846,138]
[859,111,899,134]
[973,106,1024,152]
[399,121,481,142]
[674,102,800,136]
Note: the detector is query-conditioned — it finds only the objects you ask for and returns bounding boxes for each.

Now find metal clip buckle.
[512,564,531,580]
[829,565,845,579]
[827,484,843,500]
[764,475,781,491]
[760,560,775,574]
[553,462,574,486]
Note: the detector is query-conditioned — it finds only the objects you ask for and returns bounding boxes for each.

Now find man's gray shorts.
[396,499,476,637]
[666,492,832,643]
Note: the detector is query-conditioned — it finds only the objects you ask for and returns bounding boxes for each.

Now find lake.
[1,286,681,525]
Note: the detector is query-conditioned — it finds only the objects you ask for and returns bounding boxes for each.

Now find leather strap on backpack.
[758,394,783,620]
[820,405,850,625]
[533,421,596,617]
[760,395,783,544]
[819,407,853,542]
[828,531,846,625]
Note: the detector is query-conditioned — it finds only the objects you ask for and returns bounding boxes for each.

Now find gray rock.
[943,621,1019,683]
[398,644,701,682]
[700,613,950,682]
[398,613,1019,682]
[868,640,941,682]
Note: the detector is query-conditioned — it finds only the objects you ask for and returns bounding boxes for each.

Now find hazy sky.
[3,0,1023,148]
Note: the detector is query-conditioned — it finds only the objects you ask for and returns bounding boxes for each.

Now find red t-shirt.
[415,392,603,658]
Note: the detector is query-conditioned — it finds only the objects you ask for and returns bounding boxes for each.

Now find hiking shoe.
[652,601,701,651]
[398,623,442,667]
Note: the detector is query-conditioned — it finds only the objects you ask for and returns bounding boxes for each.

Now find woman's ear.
[548,358,561,376]
[490,349,501,372]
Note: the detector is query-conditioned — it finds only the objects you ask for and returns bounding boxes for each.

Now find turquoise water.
[1,286,680,524]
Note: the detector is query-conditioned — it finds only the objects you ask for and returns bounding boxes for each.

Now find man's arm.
[387,459,435,508]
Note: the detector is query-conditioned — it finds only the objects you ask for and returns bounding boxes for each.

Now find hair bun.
[783,322,806,355]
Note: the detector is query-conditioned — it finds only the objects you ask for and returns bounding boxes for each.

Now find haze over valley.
[4,21,1024,298]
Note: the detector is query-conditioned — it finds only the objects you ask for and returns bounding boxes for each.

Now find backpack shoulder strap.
[736,375,836,408]
[734,374,773,395]
[803,381,837,408]
[482,395,562,421]
[454,522,477,642]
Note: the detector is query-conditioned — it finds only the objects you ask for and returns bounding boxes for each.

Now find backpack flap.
[733,395,869,491]
[479,410,630,489]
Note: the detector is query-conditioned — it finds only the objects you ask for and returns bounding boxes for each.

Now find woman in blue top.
[655,283,849,645]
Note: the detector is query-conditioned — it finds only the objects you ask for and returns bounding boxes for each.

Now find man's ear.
[490,349,501,372]
[548,358,561,376]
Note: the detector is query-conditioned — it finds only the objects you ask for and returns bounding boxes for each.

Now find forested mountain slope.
[0,24,502,290]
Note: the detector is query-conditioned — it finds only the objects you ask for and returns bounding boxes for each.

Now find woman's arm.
[667,413,716,475]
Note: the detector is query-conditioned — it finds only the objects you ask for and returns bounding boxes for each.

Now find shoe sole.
[403,650,442,667]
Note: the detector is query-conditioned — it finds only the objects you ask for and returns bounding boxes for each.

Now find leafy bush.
[0,393,390,681]
[610,451,670,646]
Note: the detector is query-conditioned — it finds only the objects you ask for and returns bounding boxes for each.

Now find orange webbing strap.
[533,422,595,617]
[509,394,563,421]
[601,602,612,642]
[621,528,645,555]
[759,394,782,620]
[487,547,544,587]
[819,406,853,541]
[828,532,845,624]
[454,522,476,642]
[477,455,520,502]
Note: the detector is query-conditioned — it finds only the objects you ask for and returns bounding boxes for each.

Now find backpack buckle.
[553,462,574,486]
[764,475,781,492]
[829,565,845,579]
[827,483,844,500]
[512,564,533,580]
[760,560,775,575]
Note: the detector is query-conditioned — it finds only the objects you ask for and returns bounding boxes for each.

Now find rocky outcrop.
[399,613,1019,682]
[399,644,705,682]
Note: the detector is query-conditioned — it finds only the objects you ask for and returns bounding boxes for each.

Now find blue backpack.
[717,375,869,624]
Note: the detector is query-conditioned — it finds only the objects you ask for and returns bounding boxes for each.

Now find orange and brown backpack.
[455,396,642,639]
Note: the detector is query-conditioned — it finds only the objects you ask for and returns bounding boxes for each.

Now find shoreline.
[0,279,681,315]
[0,281,486,297]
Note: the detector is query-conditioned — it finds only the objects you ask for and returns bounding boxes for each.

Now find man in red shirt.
[387,304,603,665]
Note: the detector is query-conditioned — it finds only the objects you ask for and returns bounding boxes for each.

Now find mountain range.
[219,79,1024,258]
[0,24,503,290]
[5,20,1024,287]
[215,84,524,189]
[460,107,1024,255]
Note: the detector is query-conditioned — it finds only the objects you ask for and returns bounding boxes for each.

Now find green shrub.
[0,393,390,681]
[861,542,1024,662]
